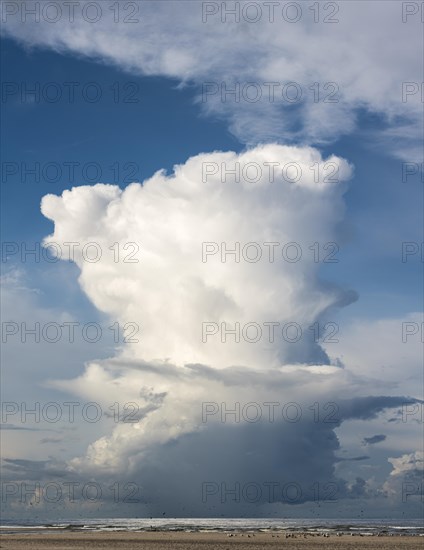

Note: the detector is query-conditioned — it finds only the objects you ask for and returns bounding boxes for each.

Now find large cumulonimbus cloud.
[42,144,354,371]
[3,0,422,513]
[36,144,422,514]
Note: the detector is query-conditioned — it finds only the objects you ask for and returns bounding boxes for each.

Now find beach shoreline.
[1,531,423,549]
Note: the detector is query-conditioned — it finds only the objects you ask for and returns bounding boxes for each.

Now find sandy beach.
[0,532,423,549]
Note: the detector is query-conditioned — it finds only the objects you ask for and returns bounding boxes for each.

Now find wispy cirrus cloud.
[2,0,422,159]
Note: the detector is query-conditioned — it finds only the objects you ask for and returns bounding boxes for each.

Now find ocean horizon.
[1,517,423,536]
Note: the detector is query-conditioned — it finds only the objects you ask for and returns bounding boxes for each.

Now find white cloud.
[388,451,424,478]
[36,145,422,512]
[383,451,424,504]
[40,143,354,473]
[41,144,353,370]
[2,0,422,158]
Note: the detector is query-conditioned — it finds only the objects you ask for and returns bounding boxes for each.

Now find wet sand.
[0,532,423,549]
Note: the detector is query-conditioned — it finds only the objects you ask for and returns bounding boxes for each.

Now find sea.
[1,518,423,536]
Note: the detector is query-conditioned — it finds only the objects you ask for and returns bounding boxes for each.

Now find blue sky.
[1,1,423,520]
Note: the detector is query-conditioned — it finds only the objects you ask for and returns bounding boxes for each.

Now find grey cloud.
[337,456,370,462]
[40,437,63,444]
[337,397,421,422]
[1,423,48,431]
[362,434,387,446]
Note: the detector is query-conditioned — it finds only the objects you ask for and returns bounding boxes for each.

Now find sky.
[0,0,423,520]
